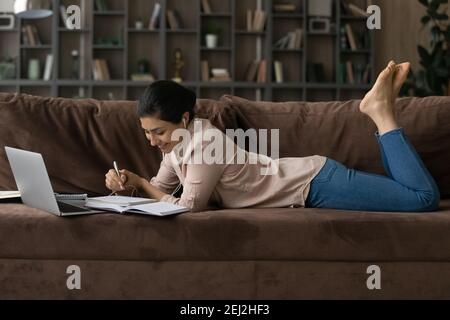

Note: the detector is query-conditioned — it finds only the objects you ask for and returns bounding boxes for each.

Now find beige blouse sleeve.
[160,162,225,212]
[149,154,180,195]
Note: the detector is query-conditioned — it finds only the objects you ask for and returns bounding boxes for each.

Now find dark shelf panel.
[127,29,159,33]
[200,13,232,18]
[341,15,368,20]
[166,29,198,34]
[93,45,125,50]
[201,46,232,51]
[273,49,303,53]
[20,45,52,49]
[18,80,53,86]
[93,11,126,16]
[341,49,371,54]
[235,30,266,35]
[272,13,305,18]
[58,28,91,32]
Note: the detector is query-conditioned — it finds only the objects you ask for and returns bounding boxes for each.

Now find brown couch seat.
[1,200,450,262]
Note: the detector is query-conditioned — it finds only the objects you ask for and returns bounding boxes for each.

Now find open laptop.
[5,147,101,216]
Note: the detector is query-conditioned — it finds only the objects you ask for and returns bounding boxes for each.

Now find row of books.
[274,29,303,50]
[166,10,184,30]
[338,60,371,85]
[201,0,212,14]
[200,61,231,82]
[273,2,297,13]
[341,23,370,50]
[202,60,303,83]
[341,0,371,17]
[22,25,42,46]
[247,10,267,32]
[245,60,268,83]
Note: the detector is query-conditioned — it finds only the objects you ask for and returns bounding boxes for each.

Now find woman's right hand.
[105,169,144,192]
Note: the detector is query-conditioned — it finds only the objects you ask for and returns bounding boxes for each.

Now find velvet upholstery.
[1,92,450,299]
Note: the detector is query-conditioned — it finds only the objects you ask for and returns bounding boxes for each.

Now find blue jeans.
[305,128,440,212]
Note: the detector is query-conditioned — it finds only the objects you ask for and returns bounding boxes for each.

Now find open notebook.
[85,197,189,216]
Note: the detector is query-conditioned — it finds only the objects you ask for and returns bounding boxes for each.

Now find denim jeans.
[305,128,440,212]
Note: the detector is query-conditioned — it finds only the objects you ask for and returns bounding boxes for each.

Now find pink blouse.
[150,118,326,212]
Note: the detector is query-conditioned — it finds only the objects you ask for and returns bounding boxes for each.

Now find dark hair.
[137,80,196,124]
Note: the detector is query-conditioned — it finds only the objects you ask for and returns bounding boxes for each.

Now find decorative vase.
[28,59,40,80]
[205,34,218,48]
[135,20,144,30]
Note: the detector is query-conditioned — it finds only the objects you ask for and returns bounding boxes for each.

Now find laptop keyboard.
[57,201,90,213]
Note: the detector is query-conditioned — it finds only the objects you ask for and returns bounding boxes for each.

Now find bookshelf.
[0,0,375,102]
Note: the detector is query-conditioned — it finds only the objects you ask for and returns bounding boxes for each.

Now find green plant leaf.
[418,45,432,67]
[435,68,449,78]
[436,14,449,20]
[429,0,440,11]
[421,16,431,24]
[418,0,429,7]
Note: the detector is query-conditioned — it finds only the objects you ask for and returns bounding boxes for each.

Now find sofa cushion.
[0,93,235,195]
[1,200,450,261]
[221,95,450,198]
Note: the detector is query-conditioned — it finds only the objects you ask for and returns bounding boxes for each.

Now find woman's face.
[140,115,186,154]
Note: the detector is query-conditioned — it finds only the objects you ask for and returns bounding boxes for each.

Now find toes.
[392,62,411,94]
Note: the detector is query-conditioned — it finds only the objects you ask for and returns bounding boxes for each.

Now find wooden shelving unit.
[0,0,374,102]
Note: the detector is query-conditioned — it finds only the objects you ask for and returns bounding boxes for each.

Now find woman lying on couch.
[105,61,440,213]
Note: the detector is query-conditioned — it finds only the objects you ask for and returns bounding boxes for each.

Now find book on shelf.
[345,24,358,50]
[130,73,155,81]
[346,60,355,84]
[273,60,284,83]
[166,9,183,30]
[201,0,212,14]
[256,60,267,83]
[245,59,260,82]
[22,25,42,46]
[201,60,210,81]
[348,3,370,17]
[246,10,266,32]
[341,61,370,84]
[341,0,369,17]
[252,10,267,32]
[93,59,111,81]
[273,3,297,12]
[210,68,231,82]
[274,29,303,49]
[149,2,161,30]
[43,54,53,81]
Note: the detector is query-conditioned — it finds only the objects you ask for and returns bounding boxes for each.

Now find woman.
[105,61,440,212]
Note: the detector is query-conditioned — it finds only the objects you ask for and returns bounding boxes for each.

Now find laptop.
[5,147,101,216]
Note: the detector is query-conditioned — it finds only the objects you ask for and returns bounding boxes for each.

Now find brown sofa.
[0,92,450,299]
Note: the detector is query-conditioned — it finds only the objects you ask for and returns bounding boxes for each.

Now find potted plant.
[401,0,450,96]
[205,22,221,48]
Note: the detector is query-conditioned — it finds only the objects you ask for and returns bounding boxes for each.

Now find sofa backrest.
[1,92,449,198]
[221,94,450,198]
[0,93,233,196]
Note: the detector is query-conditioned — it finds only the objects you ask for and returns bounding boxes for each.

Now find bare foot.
[359,61,399,135]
